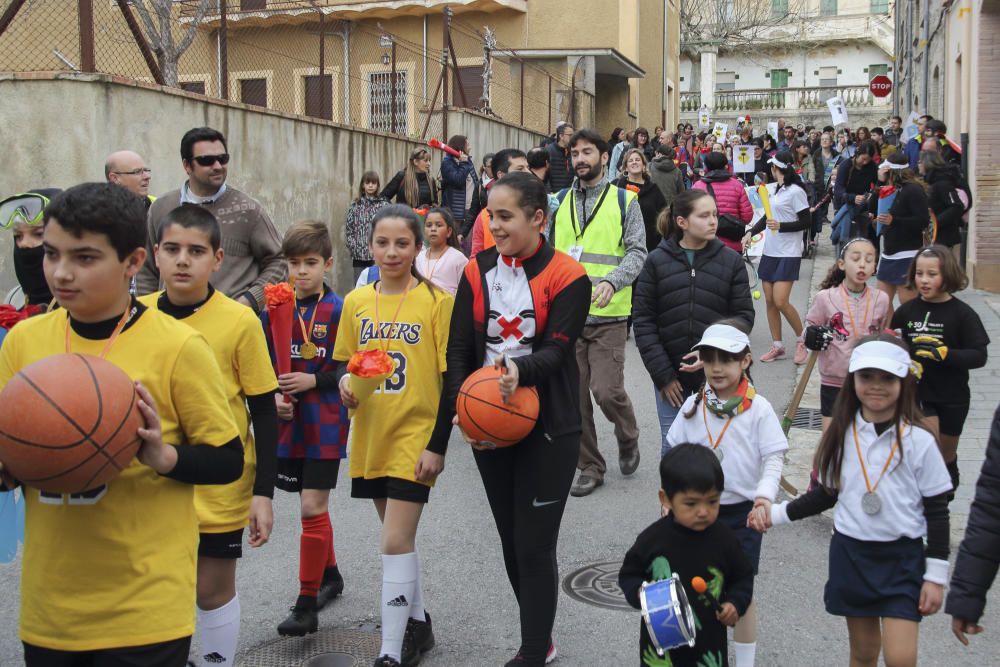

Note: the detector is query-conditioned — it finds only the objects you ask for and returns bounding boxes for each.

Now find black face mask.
[13,244,52,306]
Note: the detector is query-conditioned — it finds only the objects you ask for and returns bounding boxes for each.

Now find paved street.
[1,237,999,665]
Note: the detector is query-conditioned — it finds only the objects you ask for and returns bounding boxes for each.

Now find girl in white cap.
[665,319,787,667]
[750,333,951,667]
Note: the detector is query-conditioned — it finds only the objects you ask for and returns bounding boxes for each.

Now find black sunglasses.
[191,153,230,167]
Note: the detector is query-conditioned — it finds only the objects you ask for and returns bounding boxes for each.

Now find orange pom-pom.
[691,576,707,594]
[264,282,295,307]
[347,349,395,378]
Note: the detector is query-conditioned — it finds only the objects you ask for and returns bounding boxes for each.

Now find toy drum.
[639,573,697,655]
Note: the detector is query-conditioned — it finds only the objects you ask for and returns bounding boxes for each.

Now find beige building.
[0,0,681,139]
[894,0,1000,292]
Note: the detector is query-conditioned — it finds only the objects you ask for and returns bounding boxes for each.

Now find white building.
[679,0,894,130]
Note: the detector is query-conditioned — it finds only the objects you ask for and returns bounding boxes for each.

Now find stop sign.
[869,75,892,98]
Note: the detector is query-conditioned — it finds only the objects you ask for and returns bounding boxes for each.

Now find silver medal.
[714,447,724,462]
[861,491,882,515]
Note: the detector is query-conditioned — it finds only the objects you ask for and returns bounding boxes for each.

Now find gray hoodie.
[648,155,685,210]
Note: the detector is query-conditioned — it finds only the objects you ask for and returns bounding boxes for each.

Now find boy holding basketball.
[260,220,349,636]
[142,204,279,667]
[0,183,242,666]
[619,444,754,667]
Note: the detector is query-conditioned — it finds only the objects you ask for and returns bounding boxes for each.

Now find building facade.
[679,0,894,129]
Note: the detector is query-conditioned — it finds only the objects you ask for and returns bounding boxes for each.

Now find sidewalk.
[782,240,1000,543]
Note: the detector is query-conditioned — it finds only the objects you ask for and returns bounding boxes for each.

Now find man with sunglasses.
[137,127,284,311]
[105,150,154,208]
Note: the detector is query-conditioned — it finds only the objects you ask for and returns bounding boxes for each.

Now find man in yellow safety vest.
[548,128,648,497]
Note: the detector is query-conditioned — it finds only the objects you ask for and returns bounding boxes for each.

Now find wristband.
[924,558,949,586]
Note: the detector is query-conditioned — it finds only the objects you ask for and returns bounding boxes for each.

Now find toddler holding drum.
[619,444,754,667]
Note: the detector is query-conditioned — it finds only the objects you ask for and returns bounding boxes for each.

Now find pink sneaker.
[760,346,786,362]
[794,340,809,365]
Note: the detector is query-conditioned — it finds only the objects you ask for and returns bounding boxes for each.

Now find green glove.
[650,556,672,582]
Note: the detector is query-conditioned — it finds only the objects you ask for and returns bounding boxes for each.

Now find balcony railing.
[680,85,889,114]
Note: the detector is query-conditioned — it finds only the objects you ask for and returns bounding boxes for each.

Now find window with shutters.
[870,0,889,13]
[452,66,484,110]
[771,0,788,17]
[868,64,889,78]
[180,81,206,95]
[820,0,838,15]
[769,69,789,89]
[240,78,267,107]
[304,74,333,120]
[818,66,838,87]
[240,0,266,10]
[368,71,408,134]
[716,71,736,91]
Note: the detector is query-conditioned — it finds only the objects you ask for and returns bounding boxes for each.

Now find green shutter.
[770,69,789,89]
[821,0,837,16]
[869,64,889,78]
[771,0,789,17]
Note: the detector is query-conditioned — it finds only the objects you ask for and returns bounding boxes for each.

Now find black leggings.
[473,427,579,666]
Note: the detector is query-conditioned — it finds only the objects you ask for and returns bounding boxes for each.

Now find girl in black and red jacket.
[427,172,590,667]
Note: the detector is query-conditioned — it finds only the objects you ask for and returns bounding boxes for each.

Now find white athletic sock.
[380,553,417,660]
[196,594,240,667]
[409,552,426,622]
[772,341,785,349]
[734,640,756,667]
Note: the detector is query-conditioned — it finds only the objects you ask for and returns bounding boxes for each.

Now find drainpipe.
[423,15,428,100]
[921,0,930,113]
[342,22,351,123]
[906,0,913,110]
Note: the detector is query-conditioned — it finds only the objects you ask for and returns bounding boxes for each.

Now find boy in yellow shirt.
[0,183,242,665]
[141,204,280,667]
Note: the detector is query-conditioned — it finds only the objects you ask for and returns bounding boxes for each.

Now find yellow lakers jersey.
[333,281,452,486]
[141,291,278,532]
[0,307,239,651]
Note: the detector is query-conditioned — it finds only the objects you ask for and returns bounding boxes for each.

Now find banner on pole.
[902,111,921,143]
[698,110,711,129]
[733,145,755,173]
[767,121,779,139]
[827,96,849,126]
[712,122,728,140]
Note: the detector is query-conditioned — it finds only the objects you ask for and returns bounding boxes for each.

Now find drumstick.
[691,577,721,612]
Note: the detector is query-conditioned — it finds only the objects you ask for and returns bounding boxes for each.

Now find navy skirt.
[876,255,913,286]
[718,501,763,575]
[758,255,801,283]
[824,531,924,621]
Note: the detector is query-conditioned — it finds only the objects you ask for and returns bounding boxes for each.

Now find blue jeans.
[654,386,686,459]
[830,203,859,244]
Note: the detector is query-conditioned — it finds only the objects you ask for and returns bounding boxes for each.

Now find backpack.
[704,181,746,242]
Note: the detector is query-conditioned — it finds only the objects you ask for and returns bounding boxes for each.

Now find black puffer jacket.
[946,404,1000,624]
[634,237,755,393]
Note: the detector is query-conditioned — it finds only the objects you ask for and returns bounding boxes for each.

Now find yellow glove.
[912,335,948,362]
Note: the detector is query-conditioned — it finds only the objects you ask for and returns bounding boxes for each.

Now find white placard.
[767,122,779,139]
[698,110,711,129]
[712,122,728,140]
[733,145,755,173]
[827,96,850,126]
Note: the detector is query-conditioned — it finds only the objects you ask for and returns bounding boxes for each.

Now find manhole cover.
[303,654,355,667]
[238,627,380,667]
[561,561,631,610]
[790,407,823,431]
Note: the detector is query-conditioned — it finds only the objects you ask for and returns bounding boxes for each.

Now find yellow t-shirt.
[141,291,278,532]
[333,281,453,486]
[0,307,240,651]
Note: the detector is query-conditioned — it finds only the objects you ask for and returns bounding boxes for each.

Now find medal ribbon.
[702,392,735,454]
[64,303,134,357]
[296,285,324,349]
[374,278,412,353]
[852,421,899,497]
[841,285,872,338]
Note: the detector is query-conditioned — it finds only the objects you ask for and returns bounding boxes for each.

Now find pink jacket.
[694,175,753,253]
[805,285,891,387]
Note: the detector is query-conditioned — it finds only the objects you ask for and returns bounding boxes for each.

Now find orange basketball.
[0,353,144,494]
[456,366,539,448]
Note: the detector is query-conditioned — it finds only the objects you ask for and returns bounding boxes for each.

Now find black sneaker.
[373,657,401,667]
[277,595,318,636]
[317,566,345,609]
[406,612,435,655]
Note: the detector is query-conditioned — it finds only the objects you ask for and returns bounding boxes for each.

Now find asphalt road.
[1,246,998,665]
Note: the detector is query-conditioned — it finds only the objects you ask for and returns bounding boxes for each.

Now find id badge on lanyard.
[569,184,612,245]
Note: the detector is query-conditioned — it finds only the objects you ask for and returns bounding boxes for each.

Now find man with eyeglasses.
[105,150,154,208]
[136,127,284,311]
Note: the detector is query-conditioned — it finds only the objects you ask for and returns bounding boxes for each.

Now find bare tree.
[680,0,800,89]
[131,0,213,86]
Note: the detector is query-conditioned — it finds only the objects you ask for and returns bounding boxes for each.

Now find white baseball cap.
[848,340,911,378]
[692,324,751,353]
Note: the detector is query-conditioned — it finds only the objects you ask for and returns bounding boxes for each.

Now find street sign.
[869,75,892,98]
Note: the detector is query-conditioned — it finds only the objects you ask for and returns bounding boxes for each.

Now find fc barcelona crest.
[312,323,329,340]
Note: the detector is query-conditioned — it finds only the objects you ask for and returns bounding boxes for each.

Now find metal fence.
[0,0,587,140]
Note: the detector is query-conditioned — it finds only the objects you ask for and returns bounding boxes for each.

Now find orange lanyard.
[64,304,134,357]
[296,286,324,344]
[702,393,735,452]
[423,248,444,283]
[852,421,899,496]
[374,278,413,352]
[841,286,872,338]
